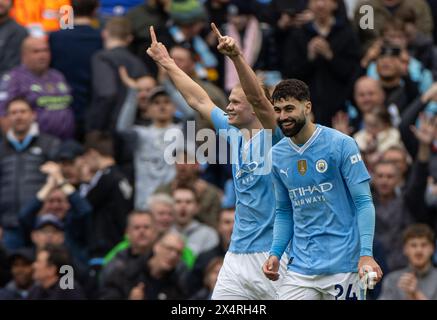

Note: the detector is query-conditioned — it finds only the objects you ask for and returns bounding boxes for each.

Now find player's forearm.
[230,54,275,127]
[270,200,294,259]
[161,60,211,115]
[349,182,375,257]
[230,54,266,105]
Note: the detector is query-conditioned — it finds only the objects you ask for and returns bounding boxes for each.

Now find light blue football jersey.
[210,107,283,253]
[271,125,371,275]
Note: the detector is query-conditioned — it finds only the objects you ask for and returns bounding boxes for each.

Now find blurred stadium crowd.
[0,0,437,300]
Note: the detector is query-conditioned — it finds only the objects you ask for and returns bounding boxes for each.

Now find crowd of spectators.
[0,0,437,300]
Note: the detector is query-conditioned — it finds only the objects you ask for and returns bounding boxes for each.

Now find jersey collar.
[287,125,322,155]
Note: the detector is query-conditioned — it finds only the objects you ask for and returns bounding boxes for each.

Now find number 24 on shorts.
[334,284,358,300]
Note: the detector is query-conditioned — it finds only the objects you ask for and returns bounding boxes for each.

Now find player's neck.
[291,122,316,145]
[241,120,263,141]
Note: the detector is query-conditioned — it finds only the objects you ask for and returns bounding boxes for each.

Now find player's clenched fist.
[211,23,241,58]
[146,26,172,67]
[262,256,280,281]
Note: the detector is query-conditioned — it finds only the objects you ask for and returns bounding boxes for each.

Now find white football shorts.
[212,251,288,300]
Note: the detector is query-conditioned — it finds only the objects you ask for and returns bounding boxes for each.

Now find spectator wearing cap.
[126,0,171,67]
[117,77,185,211]
[0,0,28,77]
[379,224,437,300]
[54,140,86,188]
[0,248,34,299]
[0,36,75,140]
[88,16,148,134]
[99,211,158,299]
[19,161,92,266]
[0,97,60,251]
[28,245,85,299]
[49,0,103,141]
[282,0,361,127]
[31,214,66,252]
[29,213,89,285]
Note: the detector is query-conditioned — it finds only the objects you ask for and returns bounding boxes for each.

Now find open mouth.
[281,121,295,129]
[227,113,237,121]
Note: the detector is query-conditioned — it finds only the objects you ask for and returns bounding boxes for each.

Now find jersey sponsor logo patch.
[350,153,362,164]
[316,159,328,173]
[297,159,307,176]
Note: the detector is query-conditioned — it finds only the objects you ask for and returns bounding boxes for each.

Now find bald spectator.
[0,0,27,76]
[354,0,434,52]
[333,76,386,135]
[100,211,158,299]
[0,37,75,139]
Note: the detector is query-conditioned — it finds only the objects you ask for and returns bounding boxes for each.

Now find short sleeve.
[210,106,230,132]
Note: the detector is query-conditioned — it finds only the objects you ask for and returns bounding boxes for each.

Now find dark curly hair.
[271,79,310,103]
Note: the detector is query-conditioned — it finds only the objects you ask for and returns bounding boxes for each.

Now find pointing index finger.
[211,22,223,39]
[150,26,158,44]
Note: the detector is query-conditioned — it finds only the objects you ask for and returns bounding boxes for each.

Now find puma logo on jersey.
[280,168,289,178]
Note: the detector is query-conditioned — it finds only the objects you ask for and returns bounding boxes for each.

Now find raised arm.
[211,23,277,130]
[146,26,215,122]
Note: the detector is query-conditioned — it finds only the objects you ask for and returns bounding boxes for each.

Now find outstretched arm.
[211,23,277,130]
[146,26,215,122]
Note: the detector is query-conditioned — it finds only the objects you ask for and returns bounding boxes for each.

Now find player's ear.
[304,101,312,116]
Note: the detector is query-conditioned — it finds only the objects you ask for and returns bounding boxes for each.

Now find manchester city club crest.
[316,159,328,173]
[297,159,307,176]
